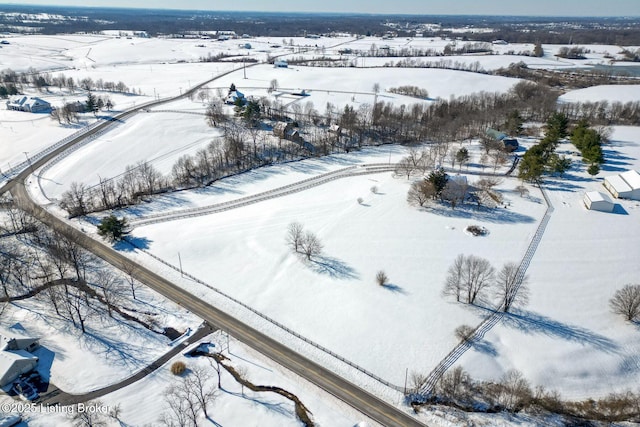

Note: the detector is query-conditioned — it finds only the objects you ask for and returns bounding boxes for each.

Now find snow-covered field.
[119,161,544,386]
[459,127,640,399]
[560,84,640,104]
[4,32,640,425]
[39,109,220,201]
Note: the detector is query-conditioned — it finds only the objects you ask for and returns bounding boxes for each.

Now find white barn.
[603,174,633,199]
[603,170,640,200]
[619,170,640,200]
[583,191,615,213]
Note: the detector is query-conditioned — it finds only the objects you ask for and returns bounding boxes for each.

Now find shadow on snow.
[501,308,619,354]
[308,255,359,280]
[421,203,536,224]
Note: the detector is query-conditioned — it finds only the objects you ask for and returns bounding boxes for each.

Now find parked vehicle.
[11,380,39,401]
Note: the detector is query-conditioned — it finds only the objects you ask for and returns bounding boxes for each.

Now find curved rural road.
[10,180,425,427]
[1,79,428,427]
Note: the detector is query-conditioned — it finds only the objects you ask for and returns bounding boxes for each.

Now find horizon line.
[0,3,638,18]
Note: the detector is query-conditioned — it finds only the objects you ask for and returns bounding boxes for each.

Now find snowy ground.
[4,33,640,425]
[0,263,201,394]
[75,151,544,387]
[38,109,220,201]
[458,126,640,400]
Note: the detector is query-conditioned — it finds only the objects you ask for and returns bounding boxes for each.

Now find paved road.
[9,180,426,427]
[37,323,216,406]
[0,71,428,425]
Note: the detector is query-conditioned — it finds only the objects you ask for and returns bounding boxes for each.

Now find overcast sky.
[1,0,639,16]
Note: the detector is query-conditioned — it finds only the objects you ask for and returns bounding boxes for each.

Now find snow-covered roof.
[620,170,640,190]
[6,96,50,109]
[605,174,632,193]
[0,334,38,352]
[585,191,612,204]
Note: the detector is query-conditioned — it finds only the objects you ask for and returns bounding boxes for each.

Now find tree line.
[0,68,135,95]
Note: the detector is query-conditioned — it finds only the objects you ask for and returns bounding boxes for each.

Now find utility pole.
[243,56,247,79]
[178,252,183,277]
[404,367,408,395]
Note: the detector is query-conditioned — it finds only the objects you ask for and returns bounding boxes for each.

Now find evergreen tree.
[427,167,448,197]
[85,91,99,114]
[97,215,129,242]
[546,112,568,139]
[518,146,545,182]
[455,147,470,169]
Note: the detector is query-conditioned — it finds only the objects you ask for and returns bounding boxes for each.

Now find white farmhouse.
[583,191,615,213]
[6,96,51,113]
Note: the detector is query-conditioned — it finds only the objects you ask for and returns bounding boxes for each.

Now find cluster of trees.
[570,119,605,174]
[442,254,528,312]
[387,85,429,99]
[559,99,640,126]
[0,83,18,98]
[286,222,323,260]
[620,48,640,62]
[556,46,589,59]
[50,92,115,124]
[60,161,167,216]
[518,113,572,181]
[0,68,134,95]
[384,58,486,73]
[43,72,133,94]
[403,151,504,210]
[495,62,634,91]
[443,42,492,55]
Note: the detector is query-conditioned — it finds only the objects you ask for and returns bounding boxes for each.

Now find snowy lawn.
[121,164,544,387]
[458,127,640,399]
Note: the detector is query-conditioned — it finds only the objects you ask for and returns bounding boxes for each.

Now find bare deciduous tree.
[183,365,217,419]
[515,184,530,198]
[407,179,437,207]
[455,324,475,341]
[376,270,389,286]
[437,366,471,401]
[494,262,529,312]
[443,254,466,302]
[301,231,323,260]
[610,284,640,321]
[443,254,495,304]
[494,370,532,411]
[286,222,304,253]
